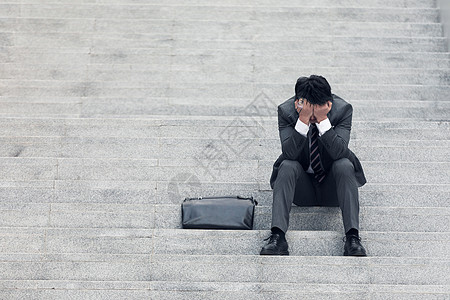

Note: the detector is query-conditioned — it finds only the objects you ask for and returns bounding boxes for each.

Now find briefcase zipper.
[185,196,250,200]
[184,196,257,205]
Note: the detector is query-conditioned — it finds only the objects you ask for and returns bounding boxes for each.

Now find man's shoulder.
[331,94,353,114]
[278,95,296,115]
[332,94,349,105]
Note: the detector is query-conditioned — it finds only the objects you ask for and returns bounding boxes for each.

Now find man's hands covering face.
[297,99,332,125]
[297,99,314,125]
[314,101,332,123]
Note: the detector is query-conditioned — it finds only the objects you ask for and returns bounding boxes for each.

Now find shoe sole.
[260,249,289,256]
[344,251,367,257]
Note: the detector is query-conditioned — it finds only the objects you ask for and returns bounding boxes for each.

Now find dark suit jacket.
[270,94,366,188]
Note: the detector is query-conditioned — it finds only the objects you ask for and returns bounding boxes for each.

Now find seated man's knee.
[331,158,354,177]
[278,160,301,177]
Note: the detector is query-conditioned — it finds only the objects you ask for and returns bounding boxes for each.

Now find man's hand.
[298,99,314,125]
[313,101,332,123]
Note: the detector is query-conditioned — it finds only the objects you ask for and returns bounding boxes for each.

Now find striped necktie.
[310,124,326,183]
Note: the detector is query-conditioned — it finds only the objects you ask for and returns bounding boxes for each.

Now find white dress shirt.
[294,118,332,173]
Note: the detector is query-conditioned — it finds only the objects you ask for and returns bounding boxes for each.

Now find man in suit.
[260,75,367,256]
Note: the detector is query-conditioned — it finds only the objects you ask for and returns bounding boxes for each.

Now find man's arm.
[319,104,353,160]
[278,106,309,160]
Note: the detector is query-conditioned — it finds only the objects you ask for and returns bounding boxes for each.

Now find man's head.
[295,75,332,105]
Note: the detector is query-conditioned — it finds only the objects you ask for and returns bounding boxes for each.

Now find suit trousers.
[271,158,360,234]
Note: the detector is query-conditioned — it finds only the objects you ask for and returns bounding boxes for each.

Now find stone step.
[1,82,448,100]
[1,97,446,109]
[83,103,447,121]
[0,182,448,208]
[1,201,448,232]
[1,18,444,38]
[0,135,448,162]
[0,156,447,184]
[157,204,450,232]
[2,51,449,69]
[252,70,450,86]
[0,0,437,15]
[157,182,450,207]
[143,125,450,141]
[153,229,449,257]
[1,97,448,119]
[151,255,450,285]
[140,116,448,128]
[263,84,450,102]
[0,99,446,118]
[0,253,447,285]
[0,227,448,258]
[7,34,446,52]
[2,5,439,22]
[0,281,448,300]
[1,68,449,86]
[0,118,448,136]
[1,103,449,121]
[0,80,448,93]
[1,58,448,79]
[97,0,437,8]
[1,180,443,211]
[1,25,444,42]
[3,31,447,50]
[3,135,446,154]
[129,281,450,300]
[2,67,449,83]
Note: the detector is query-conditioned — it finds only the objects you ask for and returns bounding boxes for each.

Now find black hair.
[295,75,332,105]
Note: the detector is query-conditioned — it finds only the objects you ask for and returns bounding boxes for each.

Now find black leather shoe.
[260,233,289,256]
[344,235,367,256]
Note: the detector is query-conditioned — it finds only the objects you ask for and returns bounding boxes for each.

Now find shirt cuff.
[316,118,332,136]
[295,119,310,137]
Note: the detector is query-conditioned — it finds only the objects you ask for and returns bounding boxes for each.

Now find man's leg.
[323,158,366,256]
[271,160,315,233]
[261,159,315,256]
[328,158,360,234]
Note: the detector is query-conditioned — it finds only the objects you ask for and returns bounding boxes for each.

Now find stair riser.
[2,202,447,233]
[1,234,449,259]
[1,21,444,38]
[1,107,449,121]
[0,259,448,286]
[0,158,447,184]
[1,85,449,100]
[1,69,449,86]
[4,39,448,53]
[2,5,439,22]
[2,54,449,69]
[0,285,447,300]
[1,182,449,207]
[0,135,448,162]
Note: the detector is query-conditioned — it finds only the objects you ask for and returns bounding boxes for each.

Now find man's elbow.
[329,145,350,160]
[281,146,297,160]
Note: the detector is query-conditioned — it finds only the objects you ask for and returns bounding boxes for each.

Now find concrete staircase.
[1,0,449,299]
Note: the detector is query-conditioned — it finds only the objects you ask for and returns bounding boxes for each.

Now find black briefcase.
[181,196,258,230]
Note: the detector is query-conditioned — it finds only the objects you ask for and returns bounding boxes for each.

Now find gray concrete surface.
[0,0,449,298]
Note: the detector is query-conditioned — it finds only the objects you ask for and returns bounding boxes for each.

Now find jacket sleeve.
[278,106,309,161]
[319,104,352,160]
